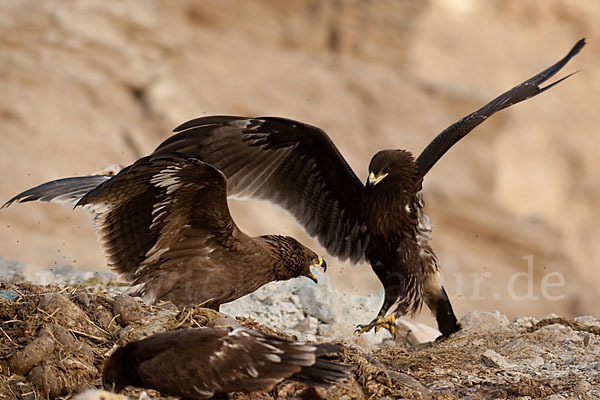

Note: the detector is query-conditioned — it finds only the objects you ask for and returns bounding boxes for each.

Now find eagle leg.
[354,315,396,338]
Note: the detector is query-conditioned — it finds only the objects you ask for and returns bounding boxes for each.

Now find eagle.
[142,39,585,336]
[4,154,326,309]
[102,327,351,399]
[3,39,584,337]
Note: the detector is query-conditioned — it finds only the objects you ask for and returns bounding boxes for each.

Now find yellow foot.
[355,315,396,338]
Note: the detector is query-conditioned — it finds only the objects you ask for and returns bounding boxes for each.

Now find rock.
[118,310,175,344]
[573,379,592,396]
[9,330,55,375]
[222,272,388,343]
[45,324,95,363]
[38,293,105,337]
[386,369,433,398]
[297,282,335,323]
[512,316,539,329]
[527,323,582,344]
[72,389,129,400]
[94,306,118,333]
[502,339,546,369]
[574,315,600,327]
[481,349,515,369]
[395,319,440,345]
[112,294,145,325]
[28,363,68,398]
[460,311,509,333]
[295,315,319,335]
[206,316,238,328]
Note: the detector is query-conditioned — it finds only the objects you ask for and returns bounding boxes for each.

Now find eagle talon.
[355,315,396,338]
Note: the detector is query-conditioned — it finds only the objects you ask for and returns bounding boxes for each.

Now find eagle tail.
[290,344,352,387]
[2,175,112,208]
[435,285,460,337]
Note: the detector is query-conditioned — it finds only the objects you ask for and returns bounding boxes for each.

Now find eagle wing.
[77,153,239,280]
[415,38,585,183]
[152,116,369,263]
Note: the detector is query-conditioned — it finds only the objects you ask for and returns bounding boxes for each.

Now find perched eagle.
[4,154,326,309]
[102,327,351,399]
[3,39,584,337]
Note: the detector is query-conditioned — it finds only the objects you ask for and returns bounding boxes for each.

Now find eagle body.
[4,154,326,309]
[102,327,350,398]
[137,234,298,308]
[359,150,455,333]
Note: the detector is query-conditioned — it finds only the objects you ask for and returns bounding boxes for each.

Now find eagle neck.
[258,235,299,280]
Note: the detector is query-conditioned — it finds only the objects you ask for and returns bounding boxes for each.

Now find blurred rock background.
[0,0,598,327]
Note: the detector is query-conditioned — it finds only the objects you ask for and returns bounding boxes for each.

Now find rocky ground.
[0,260,598,399]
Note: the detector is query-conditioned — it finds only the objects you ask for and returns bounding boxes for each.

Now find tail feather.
[2,175,111,208]
[436,286,460,337]
[291,344,351,387]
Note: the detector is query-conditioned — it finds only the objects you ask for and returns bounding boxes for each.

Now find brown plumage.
[4,154,326,308]
[102,327,351,399]
[3,39,584,336]
[149,39,585,336]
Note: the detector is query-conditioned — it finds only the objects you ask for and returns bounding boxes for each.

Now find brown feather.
[75,153,324,308]
[102,327,351,398]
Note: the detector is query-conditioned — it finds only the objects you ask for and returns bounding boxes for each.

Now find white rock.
[459,310,510,334]
[72,389,129,400]
[395,319,440,345]
[481,349,515,369]
[574,315,600,327]
[543,395,567,400]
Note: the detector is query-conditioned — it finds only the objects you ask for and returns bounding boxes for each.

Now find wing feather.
[153,116,368,263]
[76,154,240,280]
[415,38,585,183]
[2,175,112,208]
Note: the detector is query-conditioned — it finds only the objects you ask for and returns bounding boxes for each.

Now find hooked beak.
[367,171,388,187]
[309,256,327,284]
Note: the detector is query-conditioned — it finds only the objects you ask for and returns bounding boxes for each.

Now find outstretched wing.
[77,153,238,280]
[415,38,585,183]
[153,116,368,263]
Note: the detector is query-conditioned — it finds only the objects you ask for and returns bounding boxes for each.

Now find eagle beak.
[367,171,388,187]
[309,257,327,284]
